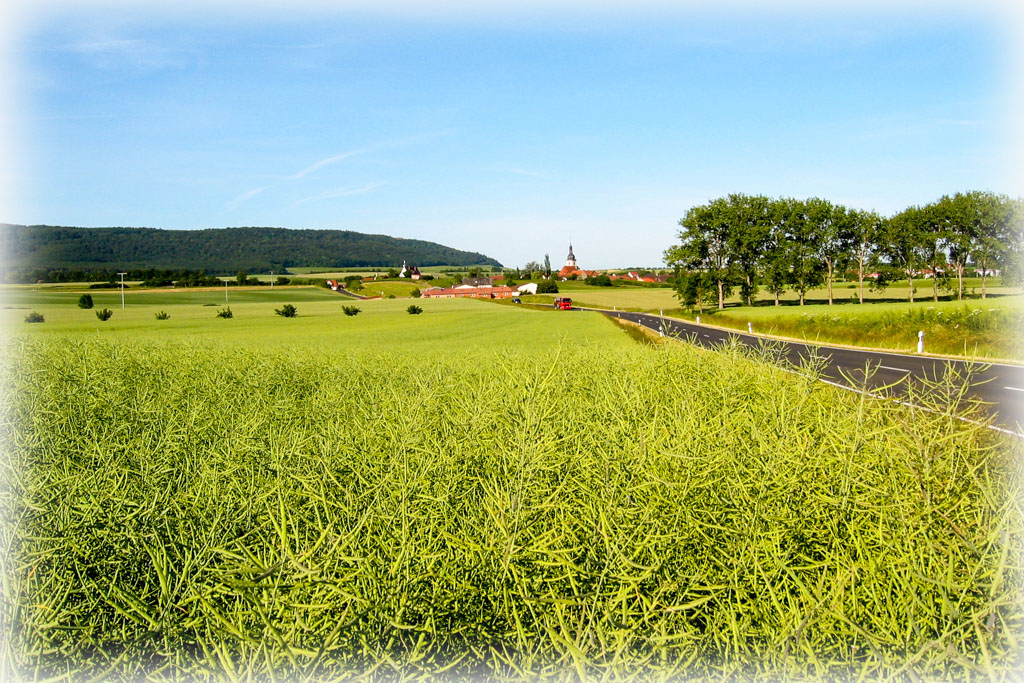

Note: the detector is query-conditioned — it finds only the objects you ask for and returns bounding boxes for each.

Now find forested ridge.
[0,225,502,275]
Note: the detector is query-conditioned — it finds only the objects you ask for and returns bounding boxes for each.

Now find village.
[325,244,671,300]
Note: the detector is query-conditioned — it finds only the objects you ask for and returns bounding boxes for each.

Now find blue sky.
[4,3,1020,268]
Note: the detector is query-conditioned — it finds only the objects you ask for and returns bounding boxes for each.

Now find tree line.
[664,191,1022,311]
[0,225,502,274]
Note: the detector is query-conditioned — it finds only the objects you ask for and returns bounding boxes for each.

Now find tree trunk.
[907,272,915,303]
[981,265,988,299]
[717,279,724,310]
[826,260,834,305]
[774,291,780,306]
[956,265,963,301]
[932,273,938,302]
[745,273,752,307]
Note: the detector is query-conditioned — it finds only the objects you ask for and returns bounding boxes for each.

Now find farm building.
[460,276,495,287]
[420,285,519,299]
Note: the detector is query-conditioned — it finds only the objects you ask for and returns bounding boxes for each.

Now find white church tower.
[564,244,577,269]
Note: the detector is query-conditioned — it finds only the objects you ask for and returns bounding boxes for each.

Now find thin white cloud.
[289,150,363,179]
[226,150,363,209]
[224,131,451,209]
[225,186,268,211]
[506,167,546,179]
[59,33,192,72]
[294,182,385,204]
[936,118,981,127]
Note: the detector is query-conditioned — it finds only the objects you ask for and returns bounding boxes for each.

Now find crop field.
[0,285,341,315]
[352,280,440,298]
[2,296,1023,679]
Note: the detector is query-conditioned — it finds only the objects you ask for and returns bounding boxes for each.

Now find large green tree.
[917,201,951,302]
[806,198,854,305]
[725,194,773,306]
[761,218,791,306]
[779,198,822,305]
[665,198,735,309]
[968,192,1012,299]
[880,206,928,303]
[848,209,883,304]
[1002,198,1024,287]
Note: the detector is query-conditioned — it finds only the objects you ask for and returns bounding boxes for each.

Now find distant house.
[610,271,658,283]
[421,285,519,299]
[461,276,494,287]
[398,261,423,279]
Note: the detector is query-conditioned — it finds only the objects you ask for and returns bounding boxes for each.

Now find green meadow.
[2,291,1023,679]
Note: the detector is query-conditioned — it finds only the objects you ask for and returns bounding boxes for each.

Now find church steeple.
[565,243,577,268]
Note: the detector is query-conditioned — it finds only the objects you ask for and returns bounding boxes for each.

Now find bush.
[275,304,298,318]
[343,306,361,317]
[155,311,170,320]
[407,305,423,315]
[536,279,559,294]
[77,294,94,309]
[24,311,44,323]
[216,307,233,319]
[95,309,113,321]
[274,276,291,286]
[410,288,422,298]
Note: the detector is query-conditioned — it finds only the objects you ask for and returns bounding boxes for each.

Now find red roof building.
[420,285,519,299]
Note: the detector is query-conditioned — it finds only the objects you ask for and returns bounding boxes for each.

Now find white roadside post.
[917,330,924,354]
[117,272,127,308]
[696,315,700,325]
[748,322,753,334]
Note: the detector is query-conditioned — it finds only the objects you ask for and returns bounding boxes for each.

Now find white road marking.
[879,365,911,373]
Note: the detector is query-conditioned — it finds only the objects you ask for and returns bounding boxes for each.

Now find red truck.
[554,297,573,310]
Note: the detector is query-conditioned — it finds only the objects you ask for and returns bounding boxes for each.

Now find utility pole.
[225,279,228,303]
[118,272,127,308]
[270,272,274,289]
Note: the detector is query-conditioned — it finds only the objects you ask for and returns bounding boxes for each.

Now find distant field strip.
[547,291,1023,360]
[2,300,1022,679]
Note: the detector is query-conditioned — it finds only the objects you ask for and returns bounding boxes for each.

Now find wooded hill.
[0,225,502,274]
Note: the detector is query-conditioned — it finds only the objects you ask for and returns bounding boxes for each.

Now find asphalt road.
[589,307,1024,434]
